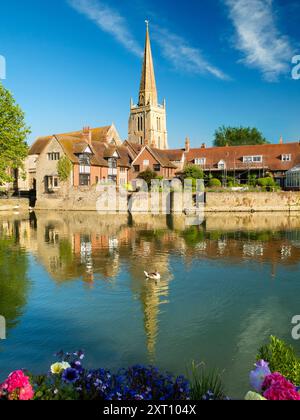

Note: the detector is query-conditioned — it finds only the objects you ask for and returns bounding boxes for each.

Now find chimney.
[201,143,206,149]
[279,135,284,144]
[185,137,190,152]
[82,126,92,145]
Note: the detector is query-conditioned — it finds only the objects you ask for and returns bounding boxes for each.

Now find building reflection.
[1,211,300,357]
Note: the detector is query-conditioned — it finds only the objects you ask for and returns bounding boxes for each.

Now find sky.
[0,0,300,148]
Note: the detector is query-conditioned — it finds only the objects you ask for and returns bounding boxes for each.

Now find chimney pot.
[201,143,206,149]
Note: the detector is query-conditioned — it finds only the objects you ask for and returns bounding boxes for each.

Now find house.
[185,141,300,187]
[28,125,129,200]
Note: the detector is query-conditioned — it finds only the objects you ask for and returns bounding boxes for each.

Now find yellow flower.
[50,362,71,375]
[245,391,267,400]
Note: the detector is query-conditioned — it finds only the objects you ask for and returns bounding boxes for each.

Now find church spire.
[139,21,158,107]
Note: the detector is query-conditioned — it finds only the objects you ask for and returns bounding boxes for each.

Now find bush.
[257,336,300,386]
[57,156,72,182]
[208,178,222,188]
[257,177,276,188]
[182,165,204,180]
[138,169,158,189]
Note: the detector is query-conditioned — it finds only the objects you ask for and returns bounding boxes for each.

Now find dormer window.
[282,154,292,162]
[243,155,263,164]
[195,158,206,166]
[218,160,226,170]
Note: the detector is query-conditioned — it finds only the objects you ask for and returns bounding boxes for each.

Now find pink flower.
[0,370,34,401]
[262,373,300,401]
[262,373,295,392]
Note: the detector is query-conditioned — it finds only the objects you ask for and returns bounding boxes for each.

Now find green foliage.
[214,126,268,147]
[0,83,30,183]
[31,374,79,401]
[208,178,222,188]
[257,177,276,187]
[138,168,158,188]
[188,362,226,400]
[183,164,204,180]
[57,156,72,182]
[248,174,258,187]
[257,336,300,386]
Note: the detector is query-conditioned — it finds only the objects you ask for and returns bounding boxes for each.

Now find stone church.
[128,22,168,150]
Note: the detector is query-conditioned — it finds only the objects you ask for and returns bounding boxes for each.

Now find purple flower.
[250,360,271,392]
[62,368,80,384]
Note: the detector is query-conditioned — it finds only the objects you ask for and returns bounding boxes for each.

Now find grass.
[188,361,226,400]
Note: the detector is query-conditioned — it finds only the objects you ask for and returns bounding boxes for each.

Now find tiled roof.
[186,143,300,171]
[29,136,52,155]
[159,149,185,162]
[147,147,177,168]
[57,126,112,142]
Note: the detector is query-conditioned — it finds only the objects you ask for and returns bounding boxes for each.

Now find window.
[143,160,150,167]
[46,176,59,191]
[218,160,226,170]
[79,174,90,186]
[134,165,140,172]
[153,164,161,172]
[108,158,117,169]
[95,176,99,184]
[195,158,206,166]
[79,154,91,174]
[140,136,143,145]
[48,152,60,161]
[120,167,126,173]
[243,155,263,163]
[157,117,161,131]
[282,154,292,162]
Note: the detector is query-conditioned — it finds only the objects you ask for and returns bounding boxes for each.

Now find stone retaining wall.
[35,190,300,213]
[0,198,30,212]
[205,192,300,212]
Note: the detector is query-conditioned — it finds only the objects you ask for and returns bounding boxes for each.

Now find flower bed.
[1,337,300,400]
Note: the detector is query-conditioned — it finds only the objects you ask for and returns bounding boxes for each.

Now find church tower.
[128,22,168,149]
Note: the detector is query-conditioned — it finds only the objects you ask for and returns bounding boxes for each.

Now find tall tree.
[0,83,30,183]
[214,126,268,147]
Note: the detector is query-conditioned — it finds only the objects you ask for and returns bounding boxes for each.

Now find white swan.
[144,271,161,281]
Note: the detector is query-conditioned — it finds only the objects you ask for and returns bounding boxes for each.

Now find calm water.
[1,210,300,397]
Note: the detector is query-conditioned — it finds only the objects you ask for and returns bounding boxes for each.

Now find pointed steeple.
[139,21,158,107]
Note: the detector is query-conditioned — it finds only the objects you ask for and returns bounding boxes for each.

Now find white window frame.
[243,155,263,164]
[195,158,206,166]
[282,154,292,162]
[218,160,226,170]
[143,160,150,167]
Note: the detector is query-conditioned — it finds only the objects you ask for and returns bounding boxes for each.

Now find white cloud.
[152,26,230,81]
[68,0,143,57]
[225,0,294,81]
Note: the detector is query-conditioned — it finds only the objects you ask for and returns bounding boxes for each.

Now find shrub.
[257,336,300,386]
[138,168,158,189]
[208,178,222,188]
[182,164,204,180]
[257,177,276,188]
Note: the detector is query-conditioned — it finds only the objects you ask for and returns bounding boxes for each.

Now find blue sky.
[1,0,300,147]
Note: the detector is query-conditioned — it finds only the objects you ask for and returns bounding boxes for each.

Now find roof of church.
[139,24,158,107]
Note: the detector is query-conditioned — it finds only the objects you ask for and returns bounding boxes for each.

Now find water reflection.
[1,211,300,387]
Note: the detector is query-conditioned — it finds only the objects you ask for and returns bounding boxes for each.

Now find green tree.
[182,164,204,180]
[0,83,30,183]
[57,156,72,182]
[214,126,268,147]
[138,168,158,188]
